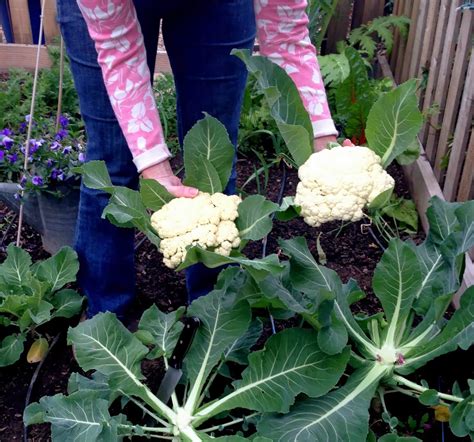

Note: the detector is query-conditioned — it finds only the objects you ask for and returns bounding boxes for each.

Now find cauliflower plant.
[151,192,241,269]
[295,145,394,227]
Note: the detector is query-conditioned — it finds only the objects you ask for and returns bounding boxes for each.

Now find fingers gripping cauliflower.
[150,192,241,269]
[295,145,394,227]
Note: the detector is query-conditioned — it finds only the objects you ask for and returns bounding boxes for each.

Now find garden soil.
[0,156,470,441]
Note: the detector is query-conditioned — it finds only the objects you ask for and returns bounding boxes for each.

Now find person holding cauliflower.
[57,0,342,319]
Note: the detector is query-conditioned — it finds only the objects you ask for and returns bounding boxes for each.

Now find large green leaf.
[223,318,263,365]
[366,79,423,168]
[450,394,474,438]
[68,313,148,394]
[373,239,422,347]
[35,246,79,292]
[0,244,32,288]
[279,237,343,297]
[184,289,251,411]
[178,247,284,281]
[50,289,84,319]
[25,391,121,441]
[137,304,184,358]
[0,333,26,367]
[258,364,387,441]
[195,329,350,420]
[335,47,375,142]
[236,195,279,241]
[184,114,234,192]
[74,160,114,193]
[233,49,313,166]
[398,286,474,375]
[425,197,461,246]
[318,53,350,87]
[139,178,174,211]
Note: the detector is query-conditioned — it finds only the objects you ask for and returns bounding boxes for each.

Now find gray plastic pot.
[0,182,79,254]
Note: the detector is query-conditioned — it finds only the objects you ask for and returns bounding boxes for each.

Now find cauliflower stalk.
[151,192,241,269]
[295,145,394,227]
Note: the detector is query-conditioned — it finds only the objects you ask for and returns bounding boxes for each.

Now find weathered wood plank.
[352,0,385,28]
[457,130,474,202]
[43,0,60,44]
[443,53,474,201]
[434,10,473,181]
[400,0,419,82]
[326,0,353,53]
[390,0,403,71]
[420,0,450,143]
[394,0,413,82]
[408,0,429,80]
[424,0,462,162]
[0,44,172,73]
[9,0,33,44]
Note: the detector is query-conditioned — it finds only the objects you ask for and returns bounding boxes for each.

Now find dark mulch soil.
[0,155,467,441]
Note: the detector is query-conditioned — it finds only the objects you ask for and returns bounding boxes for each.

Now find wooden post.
[443,53,474,201]
[408,0,429,80]
[326,0,354,54]
[352,0,385,28]
[390,0,403,71]
[8,0,33,44]
[400,0,420,82]
[43,0,60,44]
[434,9,474,181]
[394,1,413,82]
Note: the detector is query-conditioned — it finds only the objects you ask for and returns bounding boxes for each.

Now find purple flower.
[25,114,32,123]
[20,175,27,186]
[14,192,22,201]
[46,158,55,167]
[32,175,43,186]
[19,122,27,133]
[1,136,13,149]
[7,153,17,164]
[0,150,4,162]
[50,141,61,151]
[78,152,86,162]
[62,146,72,155]
[55,129,68,140]
[50,168,64,181]
[59,115,69,128]
[27,138,43,154]
[0,128,13,136]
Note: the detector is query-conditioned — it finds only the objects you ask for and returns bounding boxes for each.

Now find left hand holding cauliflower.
[295,145,394,227]
[151,192,242,269]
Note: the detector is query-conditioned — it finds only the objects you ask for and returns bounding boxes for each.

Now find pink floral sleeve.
[75,0,337,173]
[76,0,171,172]
[255,0,338,138]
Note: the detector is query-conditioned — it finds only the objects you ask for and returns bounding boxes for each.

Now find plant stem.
[393,375,464,403]
[124,394,170,427]
[200,412,259,433]
[301,312,321,330]
[118,424,170,434]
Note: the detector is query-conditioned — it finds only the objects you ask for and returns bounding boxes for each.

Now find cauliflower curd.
[150,192,242,269]
[295,145,394,227]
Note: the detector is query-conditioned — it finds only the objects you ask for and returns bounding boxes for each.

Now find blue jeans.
[57,0,256,317]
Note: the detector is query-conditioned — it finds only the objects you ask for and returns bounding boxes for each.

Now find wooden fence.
[390,0,473,204]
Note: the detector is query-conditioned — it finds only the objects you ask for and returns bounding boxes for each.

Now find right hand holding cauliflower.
[151,192,242,269]
[295,145,394,227]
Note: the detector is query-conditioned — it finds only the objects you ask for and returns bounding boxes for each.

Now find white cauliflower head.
[150,192,242,269]
[294,145,394,227]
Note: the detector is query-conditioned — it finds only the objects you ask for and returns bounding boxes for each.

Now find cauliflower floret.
[151,192,242,269]
[295,145,394,227]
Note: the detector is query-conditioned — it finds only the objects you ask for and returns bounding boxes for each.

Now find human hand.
[141,160,199,198]
[314,135,354,152]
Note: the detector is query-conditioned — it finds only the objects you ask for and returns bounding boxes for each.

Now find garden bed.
[1,155,469,441]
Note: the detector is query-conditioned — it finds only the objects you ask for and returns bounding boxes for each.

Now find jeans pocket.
[56,0,85,24]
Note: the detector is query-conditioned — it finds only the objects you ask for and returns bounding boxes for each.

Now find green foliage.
[0,46,81,130]
[306,0,340,50]
[0,245,83,367]
[348,15,410,60]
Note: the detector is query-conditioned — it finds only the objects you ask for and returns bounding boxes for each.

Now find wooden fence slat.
[420,0,450,143]
[352,0,385,29]
[400,0,420,82]
[390,0,403,71]
[0,43,172,74]
[394,0,413,82]
[326,0,354,54]
[457,130,474,202]
[424,0,463,163]
[408,0,429,80]
[43,0,60,44]
[416,0,440,105]
[443,53,474,201]
[9,0,33,44]
[434,10,474,181]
